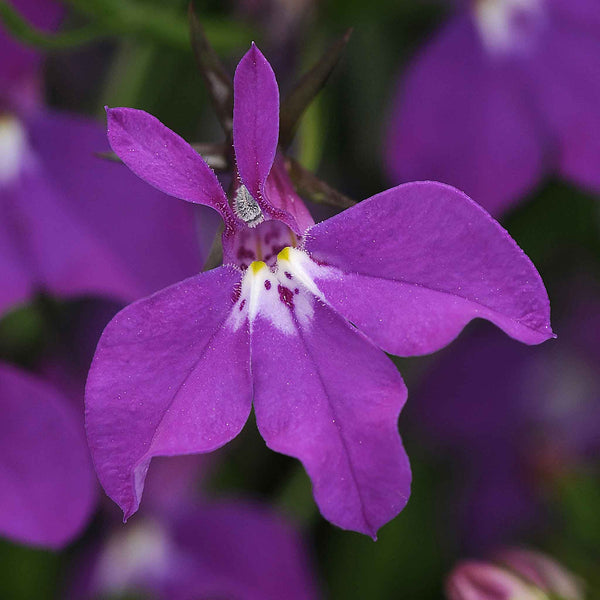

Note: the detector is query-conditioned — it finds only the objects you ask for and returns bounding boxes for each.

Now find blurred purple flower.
[0,0,206,317]
[385,0,600,216]
[237,0,313,46]
[67,452,318,600]
[0,361,97,549]
[85,44,553,537]
[73,499,319,600]
[411,284,600,550]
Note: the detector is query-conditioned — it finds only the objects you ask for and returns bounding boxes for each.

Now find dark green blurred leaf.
[0,304,45,367]
[0,0,106,49]
[188,2,234,135]
[322,459,444,599]
[287,157,356,209]
[279,28,352,149]
[0,539,60,600]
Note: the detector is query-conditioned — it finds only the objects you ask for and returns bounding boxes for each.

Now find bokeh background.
[1,0,599,598]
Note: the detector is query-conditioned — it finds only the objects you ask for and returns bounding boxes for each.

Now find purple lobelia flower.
[0,361,97,548]
[72,492,319,599]
[1,0,205,317]
[86,43,554,537]
[68,453,318,600]
[385,0,600,216]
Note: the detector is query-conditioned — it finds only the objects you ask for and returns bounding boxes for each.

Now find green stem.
[276,465,319,529]
[1,0,251,53]
[63,0,250,52]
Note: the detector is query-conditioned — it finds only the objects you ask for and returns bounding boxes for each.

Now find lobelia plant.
[385,0,600,216]
[85,43,554,537]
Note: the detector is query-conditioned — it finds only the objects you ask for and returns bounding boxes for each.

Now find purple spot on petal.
[278,285,295,308]
[264,280,272,291]
[239,299,246,311]
[232,283,242,303]
[237,246,256,261]
[285,272,292,280]
[294,288,299,295]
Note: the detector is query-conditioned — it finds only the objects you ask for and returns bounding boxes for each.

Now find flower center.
[0,114,27,185]
[473,0,545,55]
[231,219,299,270]
[229,246,326,334]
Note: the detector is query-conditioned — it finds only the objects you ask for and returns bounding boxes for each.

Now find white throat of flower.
[229,246,329,334]
[0,115,27,185]
[473,0,544,55]
[96,520,172,595]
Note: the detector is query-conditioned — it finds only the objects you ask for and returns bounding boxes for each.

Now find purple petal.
[264,155,315,233]
[0,207,32,315]
[252,297,410,537]
[526,11,600,192]
[1,110,210,316]
[0,148,139,315]
[305,181,554,357]
[170,500,319,600]
[141,454,209,517]
[550,0,600,28]
[233,43,279,201]
[384,15,546,216]
[28,110,208,299]
[85,267,251,519]
[73,500,319,600]
[0,362,97,548]
[106,107,232,220]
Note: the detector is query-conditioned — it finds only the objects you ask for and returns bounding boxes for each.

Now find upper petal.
[233,44,279,203]
[106,107,233,221]
[304,181,554,357]
[0,362,97,548]
[247,263,411,536]
[85,266,252,519]
[384,15,546,216]
[26,110,208,301]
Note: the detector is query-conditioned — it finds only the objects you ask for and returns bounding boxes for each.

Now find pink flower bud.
[445,561,547,600]
[496,548,584,600]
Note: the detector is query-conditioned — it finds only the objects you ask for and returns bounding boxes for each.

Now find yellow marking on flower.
[277,247,292,262]
[250,260,267,274]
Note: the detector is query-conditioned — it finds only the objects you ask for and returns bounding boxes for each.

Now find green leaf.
[279,28,352,149]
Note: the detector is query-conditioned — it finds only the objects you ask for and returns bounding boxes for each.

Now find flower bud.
[445,561,548,600]
[496,548,584,600]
